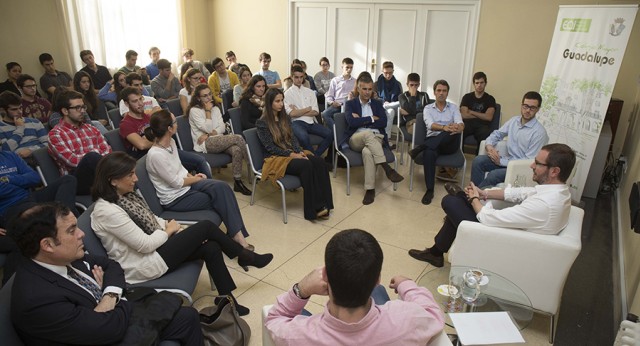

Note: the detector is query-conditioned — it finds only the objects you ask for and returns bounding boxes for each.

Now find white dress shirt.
[284,85,319,124]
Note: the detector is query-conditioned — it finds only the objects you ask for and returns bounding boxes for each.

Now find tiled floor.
[190,151,613,345]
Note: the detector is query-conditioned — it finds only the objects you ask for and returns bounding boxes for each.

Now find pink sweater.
[265,280,445,345]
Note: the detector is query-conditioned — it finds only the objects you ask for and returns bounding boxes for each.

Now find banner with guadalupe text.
[537,5,637,201]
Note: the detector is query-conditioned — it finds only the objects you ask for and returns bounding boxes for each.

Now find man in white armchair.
[409,143,575,267]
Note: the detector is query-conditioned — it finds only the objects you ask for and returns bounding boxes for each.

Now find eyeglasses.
[68,105,87,112]
[23,84,37,89]
[522,104,539,111]
[534,159,550,167]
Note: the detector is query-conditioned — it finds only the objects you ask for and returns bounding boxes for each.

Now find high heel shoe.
[218,294,250,316]
[234,179,252,196]
[238,249,273,272]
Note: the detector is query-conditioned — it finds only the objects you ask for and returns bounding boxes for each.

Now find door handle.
[371,59,376,73]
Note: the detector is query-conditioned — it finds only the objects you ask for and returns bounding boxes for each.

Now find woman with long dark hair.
[73,71,107,126]
[91,152,272,316]
[239,75,266,130]
[256,88,333,220]
[143,109,256,250]
[187,84,251,195]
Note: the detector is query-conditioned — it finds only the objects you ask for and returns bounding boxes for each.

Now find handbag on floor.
[193,295,251,346]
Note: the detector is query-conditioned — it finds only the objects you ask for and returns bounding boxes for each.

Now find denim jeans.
[291,121,333,156]
[470,154,506,188]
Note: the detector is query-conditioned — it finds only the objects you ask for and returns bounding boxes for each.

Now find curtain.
[56,0,183,73]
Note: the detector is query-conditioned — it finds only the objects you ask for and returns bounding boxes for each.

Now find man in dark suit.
[340,73,403,205]
[8,202,203,345]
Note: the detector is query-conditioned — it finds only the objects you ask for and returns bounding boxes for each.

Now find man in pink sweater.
[265,228,445,345]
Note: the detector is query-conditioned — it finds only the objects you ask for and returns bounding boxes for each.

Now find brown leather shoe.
[408,248,444,267]
[444,182,464,197]
[363,189,376,205]
[385,169,404,183]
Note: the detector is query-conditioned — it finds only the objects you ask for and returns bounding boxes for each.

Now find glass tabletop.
[418,265,534,330]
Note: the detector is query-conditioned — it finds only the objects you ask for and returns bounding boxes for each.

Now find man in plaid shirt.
[48,90,111,194]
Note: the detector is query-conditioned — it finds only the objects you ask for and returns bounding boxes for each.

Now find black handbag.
[193,295,251,346]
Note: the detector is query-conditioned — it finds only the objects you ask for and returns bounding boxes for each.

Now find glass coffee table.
[418,265,534,330]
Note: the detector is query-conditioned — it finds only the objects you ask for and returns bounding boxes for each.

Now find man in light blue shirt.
[255,52,281,89]
[470,91,548,187]
[409,80,464,205]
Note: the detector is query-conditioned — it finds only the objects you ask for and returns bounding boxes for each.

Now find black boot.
[238,249,273,271]
[234,179,252,196]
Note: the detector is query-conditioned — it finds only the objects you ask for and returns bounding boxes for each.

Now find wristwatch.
[103,292,120,304]
[292,283,309,299]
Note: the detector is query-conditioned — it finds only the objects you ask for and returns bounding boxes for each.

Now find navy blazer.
[341,97,389,148]
[11,254,132,345]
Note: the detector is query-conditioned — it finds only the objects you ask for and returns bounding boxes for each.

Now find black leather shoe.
[385,169,404,183]
[408,248,444,267]
[444,182,464,197]
[409,144,426,160]
[234,180,252,196]
[363,189,376,205]
[421,190,434,205]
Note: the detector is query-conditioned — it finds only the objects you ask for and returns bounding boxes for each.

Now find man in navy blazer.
[341,73,403,205]
[8,202,203,345]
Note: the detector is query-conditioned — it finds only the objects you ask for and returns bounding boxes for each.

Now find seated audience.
[73,71,108,127]
[118,50,150,85]
[91,152,273,316]
[257,88,333,221]
[38,53,73,101]
[208,57,239,106]
[144,109,255,249]
[0,91,48,159]
[282,60,309,92]
[471,91,548,188]
[18,74,51,124]
[460,71,497,154]
[284,65,332,158]
[178,48,210,80]
[119,72,161,116]
[313,57,335,110]
[409,143,576,267]
[225,50,248,76]
[376,61,403,136]
[239,75,267,130]
[118,86,211,176]
[341,72,403,205]
[266,228,444,344]
[398,73,431,135]
[232,67,252,108]
[48,89,111,194]
[8,202,204,345]
[179,68,205,114]
[145,46,162,80]
[254,52,282,89]
[151,59,181,104]
[79,49,112,90]
[322,57,355,128]
[0,62,23,95]
[409,79,464,205]
[187,84,251,195]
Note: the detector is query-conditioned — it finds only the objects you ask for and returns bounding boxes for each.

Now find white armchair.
[448,205,584,344]
[261,305,453,346]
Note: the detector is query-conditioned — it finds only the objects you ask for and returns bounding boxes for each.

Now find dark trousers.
[179,150,212,179]
[433,194,479,252]
[73,152,102,195]
[463,118,492,154]
[156,220,242,295]
[159,306,204,345]
[422,132,461,190]
[291,121,333,157]
[165,179,249,238]
[285,155,334,220]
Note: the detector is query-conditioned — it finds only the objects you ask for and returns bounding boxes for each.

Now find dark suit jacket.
[11,254,132,345]
[341,97,389,148]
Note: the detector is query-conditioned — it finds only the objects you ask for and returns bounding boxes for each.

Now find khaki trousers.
[348,131,386,190]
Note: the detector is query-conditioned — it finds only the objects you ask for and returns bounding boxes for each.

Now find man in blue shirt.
[255,52,282,89]
[145,47,161,80]
[0,91,48,162]
[410,80,464,205]
[470,91,548,188]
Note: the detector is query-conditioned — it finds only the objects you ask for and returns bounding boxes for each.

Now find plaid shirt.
[48,120,111,174]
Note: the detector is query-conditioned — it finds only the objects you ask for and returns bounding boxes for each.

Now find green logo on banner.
[561,18,592,32]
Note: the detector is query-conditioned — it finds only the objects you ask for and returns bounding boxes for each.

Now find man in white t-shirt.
[285,65,333,158]
[119,72,161,116]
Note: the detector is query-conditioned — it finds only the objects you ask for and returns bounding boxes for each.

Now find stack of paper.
[449,311,525,345]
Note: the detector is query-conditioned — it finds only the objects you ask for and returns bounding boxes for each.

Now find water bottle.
[461,270,479,303]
